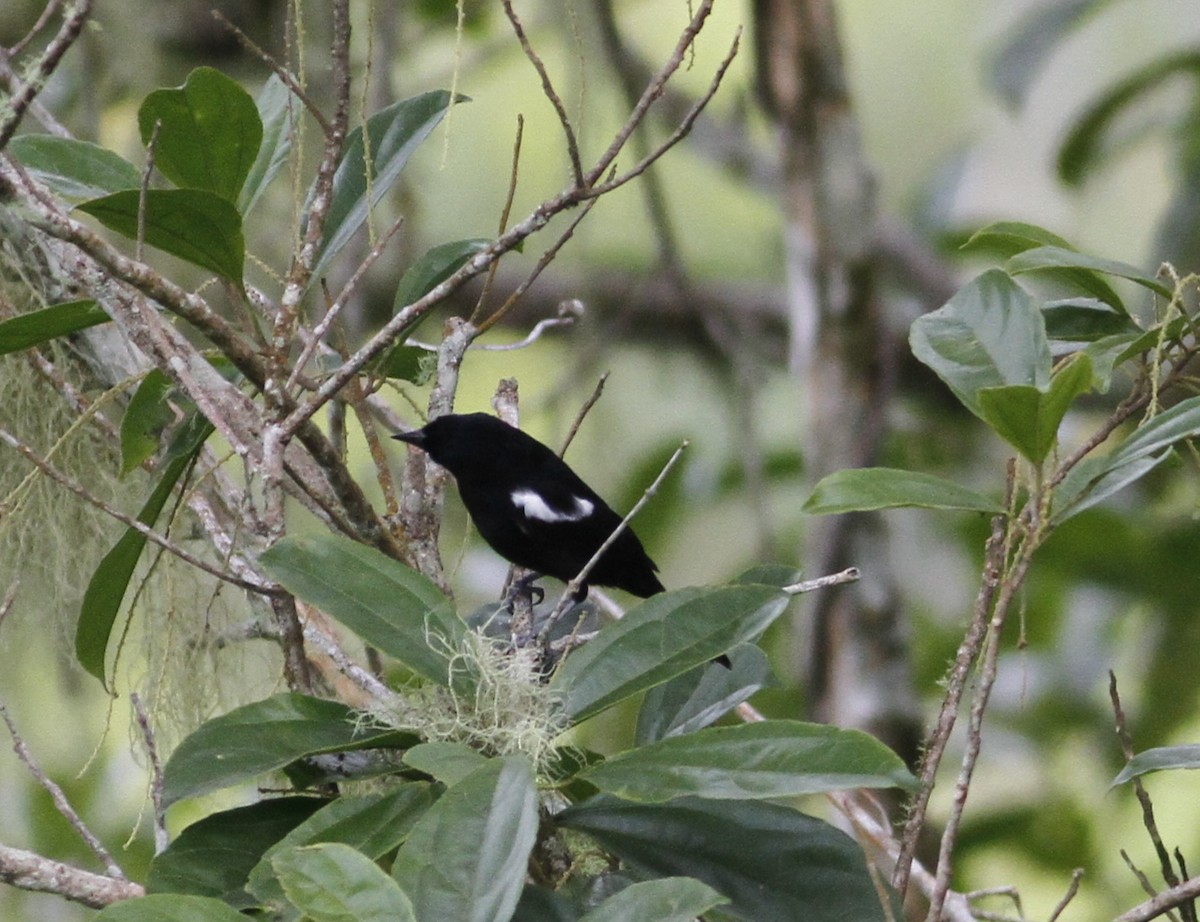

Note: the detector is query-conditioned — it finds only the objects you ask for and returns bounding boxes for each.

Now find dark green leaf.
[803,467,1002,515]
[392,238,490,313]
[1081,331,1144,393]
[962,221,1079,258]
[377,344,436,384]
[559,796,887,922]
[577,877,726,922]
[77,189,245,284]
[392,757,538,922]
[552,585,791,724]
[910,270,1050,419]
[139,67,263,202]
[514,885,585,922]
[1102,395,1200,468]
[272,843,417,922]
[76,413,213,685]
[1007,245,1171,301]
[8,135,140,200]
[403,741,489,787]
[0,299,110,356]
[311,91,462,282]
[635,645,773,744]
[95,894,248,922]
[248,785,435,907]
[258,534,468,691]
[1042,298,1141,342]
[161,693,406,807]
[240,74,296,214]
[147,797,324,901]
[120,370,175,476]
[1059,51,1200,186]
[1111,745,1200,787]
[976,352,1092,463]
[580,720,913,802]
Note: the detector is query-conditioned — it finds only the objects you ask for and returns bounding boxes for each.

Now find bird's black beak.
[392,429,427,448]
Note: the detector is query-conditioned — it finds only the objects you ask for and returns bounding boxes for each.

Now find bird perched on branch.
[392,412,664,602]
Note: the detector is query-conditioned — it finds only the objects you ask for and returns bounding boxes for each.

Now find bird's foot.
[504,571,545,610]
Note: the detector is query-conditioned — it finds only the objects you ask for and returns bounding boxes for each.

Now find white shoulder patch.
[511,488,595,523]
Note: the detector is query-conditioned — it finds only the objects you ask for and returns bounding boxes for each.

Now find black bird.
[392,412,664,601]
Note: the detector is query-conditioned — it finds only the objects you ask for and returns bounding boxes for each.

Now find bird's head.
[392,413,523,478]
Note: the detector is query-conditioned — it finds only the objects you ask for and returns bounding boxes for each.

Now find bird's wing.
[509,484,596,526]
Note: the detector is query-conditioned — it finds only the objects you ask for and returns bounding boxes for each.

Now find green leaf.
[392,238,490,313]
[403,741,489,787]
[1042,298,1141,341]
[1058,51,1200,186]
[803,467,1002,515]
[258,534,468,691]
[248,785,435,907]
[976,352,1093,463]
[95,894,248,922]
[635,645,774,744]
[77,189,245,285]
[239,74,296,214]
[1053,394,1200,521]
[311,90,462,282]
[161,693,408,807]
[0,299,110,355]
[377,344,435,384]
[392,756,538,922]
[8,135,141,200]
[147,797,324,901]
[76,412,213,685]
[577,877,727,922]
[1007,245,1171,302]
[559,796,888,922]
[579,720,914,802]
[910,269,1050,419]
[272,843,417,922]
[1112,745,1200,787]
[962,220,1080,258]
[139,66,263,202]
[120,370,175,476]
[552,585,791,724]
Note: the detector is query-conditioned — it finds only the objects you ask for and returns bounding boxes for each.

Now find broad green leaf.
[1081,331,1144,393]
[258,534,468,691]
[977,352,1093,462]
[76,412,213,685]
[378,344,435,383]
[272,843,416,922]
[1111,745,1200,787]
[392,757,538,922]
[579,720,913,802]
[1103,395,1200,468]
[147,797,324,901]
[577,877,727,922]
[392,238,490,313]
[139,67,263,202]
[8,135,140,200]
[559,796,888,922]
[1059,51,1200,186]
[403,741,489,787]
[161,693,409,807]
[635,645,773,744]
[77,189,245,284]
[910,269,1050,419]
[803,467,1002,515]
[0,299,109,355]
[240,74,296,214]
[552,585,791,724]
[962,220,1079,257]
[1008,245,1171,302]
[95,894,247,922]
[1042,298,1141,341]
[515,885,586,921]
[248,785,435,907]
[120,370,175,476]
[310,90,462,282]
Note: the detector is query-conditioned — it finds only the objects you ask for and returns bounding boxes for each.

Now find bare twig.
[540,440,689,643]
[782,568,860,595]
[137,119,162,263]
[1118,877,1200,922]
[128,693,167,854]
[1047,868,1085,922]
[210,9,332,135]
[0,0,94,151]
[559,370,609,457]
[0,580,18,632]
[500,0,584,186]
[7,0,63,59]
[0,702,124,879]
[0,427,276,594]
[473,114,525,326]
[477,300,583,352]
[0,844,142,908]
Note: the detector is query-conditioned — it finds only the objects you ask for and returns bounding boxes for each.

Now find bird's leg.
[505,568,543,652]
